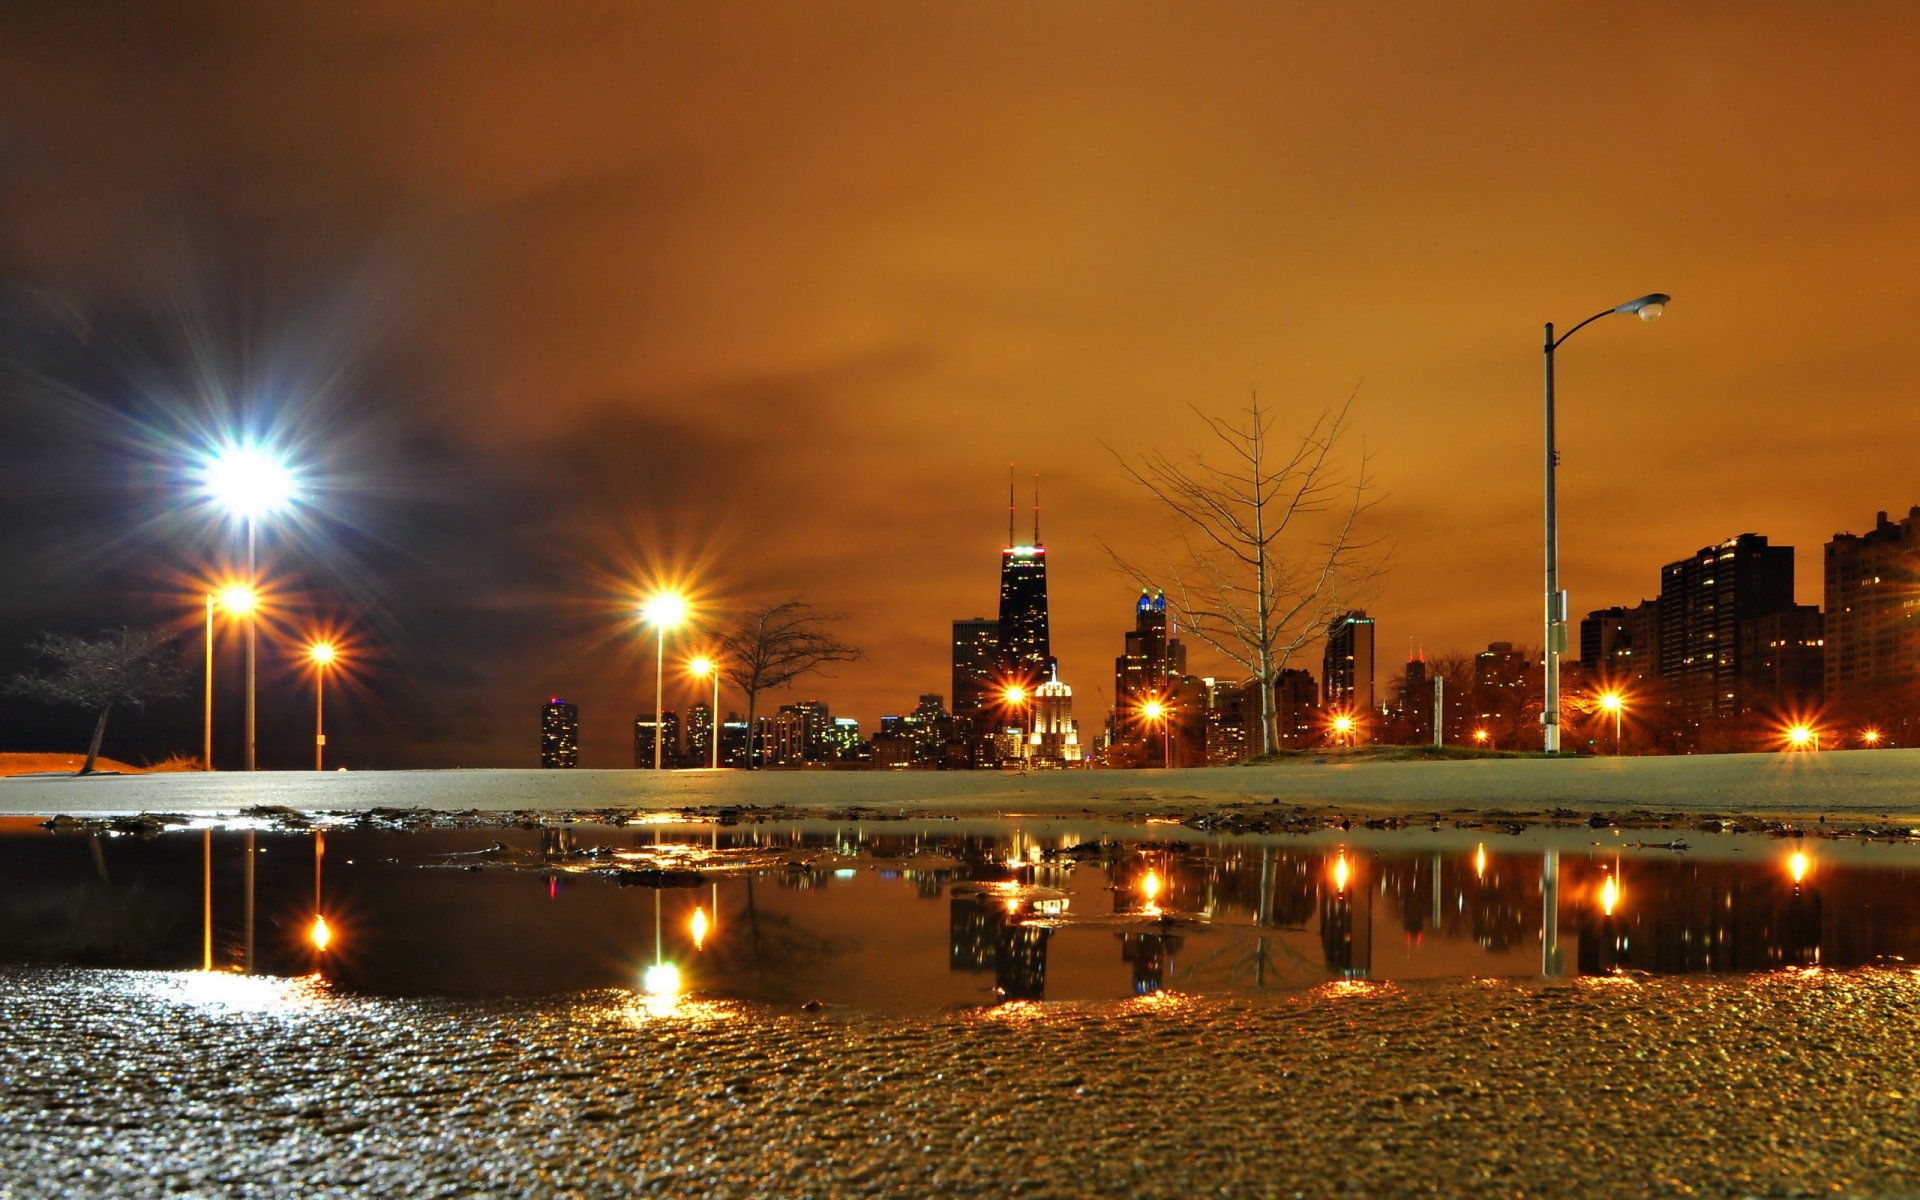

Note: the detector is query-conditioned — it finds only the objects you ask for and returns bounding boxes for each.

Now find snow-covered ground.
[3,747,1916,821]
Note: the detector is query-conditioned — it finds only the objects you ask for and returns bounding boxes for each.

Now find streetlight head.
[217,584,258,616]
[202,442,298,521]
[688,655,714,679]
[1614,293,1670,321]
[641,592,688,629]
[309,641,336,666]
[1005,685,1028,705]
[1139,699,1163,720]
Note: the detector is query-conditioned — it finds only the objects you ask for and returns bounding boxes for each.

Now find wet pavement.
[7,816,1920,1195]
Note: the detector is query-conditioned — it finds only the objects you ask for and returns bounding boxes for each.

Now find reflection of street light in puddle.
[309,914,333,952]
[1789,852,1810,886]
[690,906,710,951]
[1139,868,1163,916]
[1333,852,1351,894]
[1600,874,1619,918]
[1474,843,1487,881]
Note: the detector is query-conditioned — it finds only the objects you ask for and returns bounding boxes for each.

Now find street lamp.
[1139,697,1171,768]
[1598,691,1624,754]
[201,442,298,771]
[641,592,688,770]
[1473,728,1492,750]
[1330,712,1356,748]
[204,584,257,771]
[688,655,721,769]
[1542,293,1668,755]
[308,641,336,771]
[1004,684,1031,764]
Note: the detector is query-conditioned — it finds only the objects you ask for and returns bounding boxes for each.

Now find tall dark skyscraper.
[996,471,1053,686]
[540,698,578,769]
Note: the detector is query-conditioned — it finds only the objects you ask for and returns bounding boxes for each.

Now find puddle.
[3,817,1916,1008]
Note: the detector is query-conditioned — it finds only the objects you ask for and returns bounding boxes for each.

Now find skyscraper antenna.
[1007,463,1016,547]
[1032,473,1041,544]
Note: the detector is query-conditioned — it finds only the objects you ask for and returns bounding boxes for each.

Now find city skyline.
[2,5,1917,767]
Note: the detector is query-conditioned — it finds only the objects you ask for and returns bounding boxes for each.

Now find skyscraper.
[540,699,578,769]
[1322,611,1376,713]
[1113,590,1185,712]
[997,471,1052,687]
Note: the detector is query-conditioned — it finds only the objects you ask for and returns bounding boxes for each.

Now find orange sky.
[3,2,1917,765]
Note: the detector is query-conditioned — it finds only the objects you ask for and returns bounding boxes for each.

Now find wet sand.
[3,747,1919,826]
[4,964,1915,1198]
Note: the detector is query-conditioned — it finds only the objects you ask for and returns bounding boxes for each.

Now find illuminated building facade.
[1824,506,1920,707]
[540,698,579,769]
[950,617,998,728]
[1026,673,1082,764]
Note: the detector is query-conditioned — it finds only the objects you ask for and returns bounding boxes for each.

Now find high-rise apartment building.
[540,698,579,769]
[1274,668,1320,749]
[1825,506,1920,705]
[1322,611,1376,713]
[685,702,714,767]
[1659,533,1796,719]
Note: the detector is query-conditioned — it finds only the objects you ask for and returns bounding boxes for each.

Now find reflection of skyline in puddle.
[1,822,1916,1009]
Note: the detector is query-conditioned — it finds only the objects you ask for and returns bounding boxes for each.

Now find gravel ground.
[4,964,1918,1198]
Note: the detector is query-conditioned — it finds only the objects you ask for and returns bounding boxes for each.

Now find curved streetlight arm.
[1546,307,1619,352]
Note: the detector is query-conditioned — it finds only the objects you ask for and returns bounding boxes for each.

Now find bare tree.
[8,627,190,775]
[718,599,861,768]
[1108,393,1378,755]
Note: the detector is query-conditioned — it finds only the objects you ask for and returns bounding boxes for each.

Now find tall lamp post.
[642,593,689,770]
[689,655,721,769]
[202,443,297,771]
[205,584,258,770]
[308,641,336,771]
[1542,293,1668,754]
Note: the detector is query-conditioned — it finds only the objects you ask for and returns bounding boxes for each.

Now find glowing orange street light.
[1786,724,1819,752]
[308,914,333,952]
[1330,712,1356,748]
[1137,697,1172,767]
[1332,851,1351,894]
[641,592,690,770]
[1789,852,1810,886]
[689,906,710,951]
[203,584,259,772]
[1473,728,1492,750]
[1600,874,1620,918]
[688,656,721,769]
[1597,691,1624,753]
[308,641,337,771]
[1863,728,1883,748]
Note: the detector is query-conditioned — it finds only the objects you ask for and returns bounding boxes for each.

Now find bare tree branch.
[8,627,190,774]
[716,599,861,768]
[1104,390,1382,754]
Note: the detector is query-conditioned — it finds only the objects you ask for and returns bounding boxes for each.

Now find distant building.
[1322,611,1376,714]
[633,710,679,768]
[1273,668,1320,750]
[1825,507,1920,707]
[1474,642,1530,731]
[540,699,579,769]
[998,543,1052,687]
[1398,653,1432,744]
[1027,672,1082,764]
[1113,590,1185,721]
[1659,533,1797,720]
[685,702,715,767]
[950,617,999,727]
[1205,677,1255,764]
[1738,606,1824,717]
